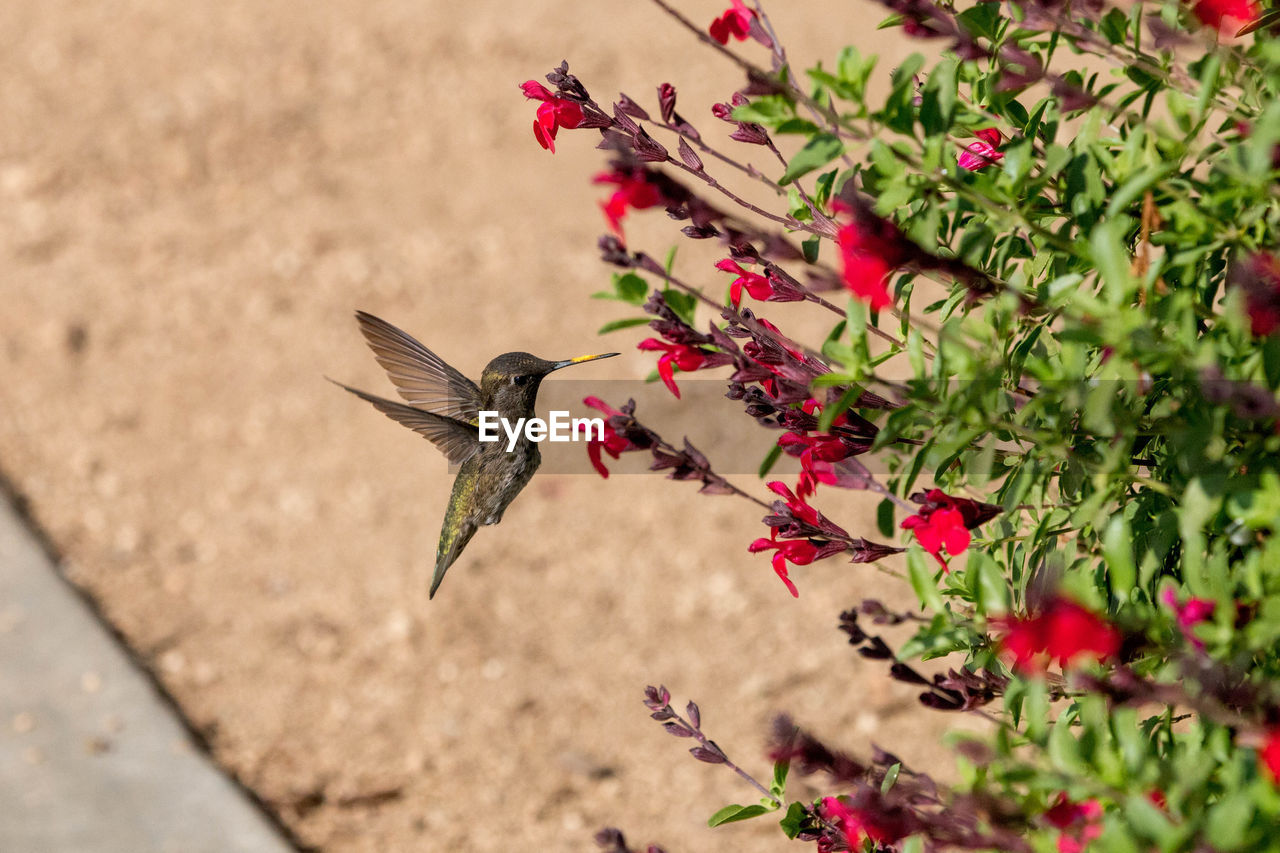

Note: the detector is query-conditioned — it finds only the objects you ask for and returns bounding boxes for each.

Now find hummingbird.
[333,311,618,598]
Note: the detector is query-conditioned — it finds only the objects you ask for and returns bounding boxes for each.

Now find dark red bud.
[658,83,677,123]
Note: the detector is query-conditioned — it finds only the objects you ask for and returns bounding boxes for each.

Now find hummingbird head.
[479,351,619,413]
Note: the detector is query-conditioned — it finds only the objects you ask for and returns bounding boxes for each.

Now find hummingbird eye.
[513,374,531,386]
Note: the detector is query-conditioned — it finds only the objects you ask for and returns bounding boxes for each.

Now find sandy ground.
[0,1,974,850]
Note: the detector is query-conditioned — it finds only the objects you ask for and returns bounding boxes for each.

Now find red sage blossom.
[577,396,642,478]
[748,481,844,597]
[833,202,918,312]
[594,168,664,239]
[1160,587,1216,650]
[958,127,1005,171]
[1044,795,1103,853]
[1260,729,1280,783]
[715,258,774,307]
[636,338,718,399]
[1192,0,1261,31]
[708,0,756,44]
[520,80,583,153]
[820,793,913,848]
[1234,252,1280,336]
[997,596,1121,673]
[899,489,998,571]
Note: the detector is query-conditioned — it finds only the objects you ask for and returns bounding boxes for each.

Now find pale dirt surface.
[0,2,977,850]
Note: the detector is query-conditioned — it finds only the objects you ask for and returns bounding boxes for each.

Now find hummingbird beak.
[549,352,620,372]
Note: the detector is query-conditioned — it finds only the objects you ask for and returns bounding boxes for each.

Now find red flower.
[715,258,774,307]
[1238,253,1280,336]
[520,80,584,153]
[594,169,663,238]
[820,795,911,846]
[1044,796,1103,853]
[1260,729,1280,783]
[779,431,852,499]
[901,507,970,571]
[998,597,1121,673]
[1192,0,1260,31]
[836,220,895,311]
[958,128,1004,171]
[1160,587,1216,650]
[748,481,839,597]
[747,532,820,597]
[899,489,987,571]
[709,0,755,44]
[578,396,637,478]
[766,480,821,525]
[636,338,711,398]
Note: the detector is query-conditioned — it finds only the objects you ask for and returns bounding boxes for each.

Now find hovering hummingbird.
[333,311,618,598]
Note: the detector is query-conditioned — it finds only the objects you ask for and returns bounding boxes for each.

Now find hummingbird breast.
[475,438,541,526]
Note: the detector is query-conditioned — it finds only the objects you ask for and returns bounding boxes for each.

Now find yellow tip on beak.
[552,352,620,370]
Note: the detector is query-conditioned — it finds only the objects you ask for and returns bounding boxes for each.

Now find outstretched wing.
[354,310,483,423]
[331,380,481,466]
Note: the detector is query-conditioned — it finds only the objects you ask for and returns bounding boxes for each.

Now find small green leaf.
[779,802,807,839]
[880,762,901,793]
[974,552,1011,614]
[877,498,896,538]
[1090,218,1136,304]
[758,444,783,478]
[774,118,821,134]
[907,548,946,613]
[819,385,861,432]
[597,317,650,335]
[955,1,1001,40]
[1205,793,1253,850]
[708,804,772,827]
[802,236,820,263]
[664,245,679,275]
[615,272,650,304]
[779,133,845,185]
[1103,514,1136,601]
[771,759,790,798]
[662,289,697,326]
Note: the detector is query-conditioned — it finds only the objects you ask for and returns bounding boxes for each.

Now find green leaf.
[708,804,772,827]
[779,802,807,840]
[613,272,650,304]
[774,118,820,134]
[664,245,678,275]
[662,289,697,326]
[1103,514,1136,601]
[819,385,861,432]
[1205,793,1254,851]
[730,95,794,124]
[771,759,790,798]
[802,236,820,263]
[758,444,783,479]
[877,498,896,538]
[1090,218,1136,304]
[779,133,845,185]
[1123,794,1180,848]
[908,548,946,613]
[973,552,1011,614]
[597,317,650,335]
[955,1,1001,40]
[880,762,901,793]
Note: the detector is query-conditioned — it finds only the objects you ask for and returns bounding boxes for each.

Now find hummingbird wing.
[354,311,483,423]
[331,381,481,466]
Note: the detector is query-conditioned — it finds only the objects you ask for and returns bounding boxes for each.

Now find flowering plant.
[524,0,1280,849]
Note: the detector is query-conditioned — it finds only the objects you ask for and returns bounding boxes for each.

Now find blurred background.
[0,1,974,850]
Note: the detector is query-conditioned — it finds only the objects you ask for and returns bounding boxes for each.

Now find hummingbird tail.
[430,520,477,599]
